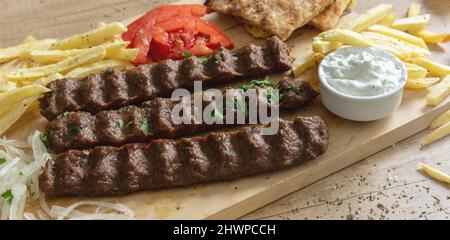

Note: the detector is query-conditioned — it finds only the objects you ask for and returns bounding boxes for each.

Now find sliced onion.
[0,131,136,220]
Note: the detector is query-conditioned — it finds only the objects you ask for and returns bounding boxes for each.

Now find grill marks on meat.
[40,116,328,196]
[39,36,293,120]
[46,79,318,153]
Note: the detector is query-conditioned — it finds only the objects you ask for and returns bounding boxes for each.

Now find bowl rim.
[318,46,407,101]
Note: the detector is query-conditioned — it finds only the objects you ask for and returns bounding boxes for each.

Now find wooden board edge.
[206,102,450,219]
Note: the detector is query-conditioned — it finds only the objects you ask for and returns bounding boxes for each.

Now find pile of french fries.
[0,22,138,135]
[293,3,450,107]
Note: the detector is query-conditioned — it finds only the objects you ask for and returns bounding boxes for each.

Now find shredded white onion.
[0,131,136,220]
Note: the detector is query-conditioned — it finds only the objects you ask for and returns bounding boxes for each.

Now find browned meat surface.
[39,36,293,120]
[39,116,328,196]
[45,78,318,153]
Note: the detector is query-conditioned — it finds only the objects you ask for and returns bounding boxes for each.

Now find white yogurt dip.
[320,47,404,97]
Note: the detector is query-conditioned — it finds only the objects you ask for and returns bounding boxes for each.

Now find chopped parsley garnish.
[200,57,209,64]
[212,108,224,120]
[79,159,88,167]
[1,189,13,205]
[285,83,300,94]
[0,157,6,165]
[39,133,50,148]
[68,127,81,135]
[140,119,150,134]
[240,76,274,92]
[63,112,70,117]
[233,97,248,116]
[19,171,24,176]
[214,55,222,64]
[182,52,193,58]
[266,91,283,104]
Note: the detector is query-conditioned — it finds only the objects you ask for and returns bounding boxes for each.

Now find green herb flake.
[182,52,193,59]
[39,133,50,148]
[214,55,222,64]
[118,119,133,129]
[19,171,24,176]
[285,83,300,94]
[201,57,209,64]
[239,76,274,92]
[233,97,248,116]
[0,157,6,165]
[118,119,124,128]
[1,189,13,205]
[105,68,114,75]
[212,108,224,120]
[140,119,150,134]
[68,127,81,135]
[266,91,283,104]
[79,159,88,167]
[63,112,70,117]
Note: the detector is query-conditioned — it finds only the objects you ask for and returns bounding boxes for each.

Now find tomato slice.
[196,19,233,49]
[123,5,207,43]
[123,4,233,64]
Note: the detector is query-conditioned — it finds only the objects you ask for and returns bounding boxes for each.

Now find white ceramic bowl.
[318,47,407,122]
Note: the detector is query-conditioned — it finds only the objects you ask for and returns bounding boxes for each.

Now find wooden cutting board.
[5,0,449,219]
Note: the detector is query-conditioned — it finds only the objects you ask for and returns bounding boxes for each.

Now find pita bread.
[206,0,335,40]
[310,0,352,30]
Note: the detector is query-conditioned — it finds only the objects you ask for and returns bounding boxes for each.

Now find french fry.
[0,95,39,135]
[392,14,430,32]
[107,48,138,61]
[29,49,84,64]
[407,3,421,17]
[35,73,64,86]
[21,35,37,45]
[405,62,428,80]
[361,32,430,57]
[292,52,319,77]
[405,77,441,89]
[431,110,450,129]
[378,13,397,27]
[312,39,341,54]
[0,85,49,117]
[412,58,450,78]
[426,75,450,106]
[413,30,450,43]
[65,59,133,78]
[0,80,17,92]
[30,41,130,64]
[368,40,412,61]
[367,24,428,49]
[319,29,374,47]
[6,47,107,80]
[342,4,393,32]
[419,163,450,184]
[50,22,127,50]
[0,39,56,63]
[421,121,450,146]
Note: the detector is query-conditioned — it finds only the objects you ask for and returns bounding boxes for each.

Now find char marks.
[40,116,328,196]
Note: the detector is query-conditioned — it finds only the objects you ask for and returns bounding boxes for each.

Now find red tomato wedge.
[123,4,233,64]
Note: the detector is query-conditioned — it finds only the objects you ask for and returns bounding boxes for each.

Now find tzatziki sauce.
[320,47,404,97]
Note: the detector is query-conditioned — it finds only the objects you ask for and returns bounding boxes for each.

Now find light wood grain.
[1,0,449,220]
